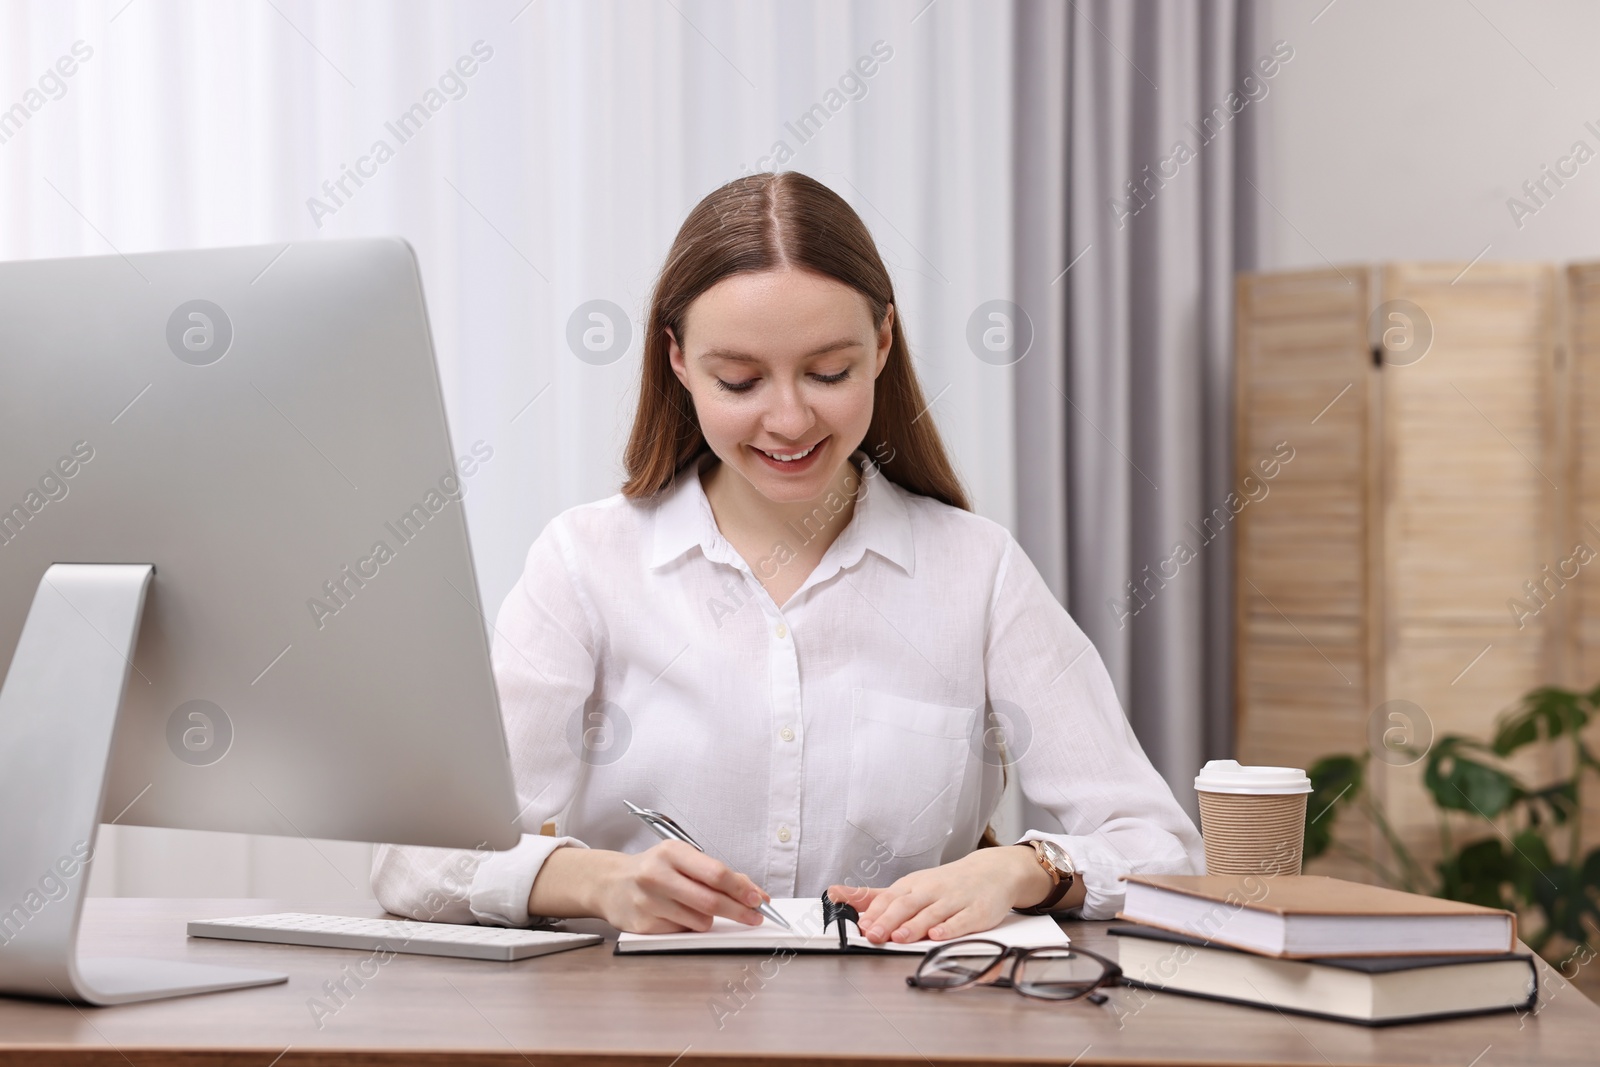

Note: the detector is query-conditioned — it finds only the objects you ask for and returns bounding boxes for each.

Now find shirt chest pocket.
[844,689,978,859]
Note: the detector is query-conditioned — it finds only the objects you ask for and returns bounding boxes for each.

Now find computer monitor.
[0,238,523,1004]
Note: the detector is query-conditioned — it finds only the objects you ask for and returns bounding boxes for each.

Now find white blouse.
[371,450,1204,926]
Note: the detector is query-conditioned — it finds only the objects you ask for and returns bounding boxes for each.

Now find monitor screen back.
[0,238,522,851]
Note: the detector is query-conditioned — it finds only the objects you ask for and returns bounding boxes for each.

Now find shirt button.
[775,623,788,639]
[777,826,791,843]
[779,727,794,742]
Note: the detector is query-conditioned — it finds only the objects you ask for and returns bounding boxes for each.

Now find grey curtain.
[1013,0,1259,819]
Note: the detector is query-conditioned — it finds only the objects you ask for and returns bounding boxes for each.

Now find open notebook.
[614,896,1072,955]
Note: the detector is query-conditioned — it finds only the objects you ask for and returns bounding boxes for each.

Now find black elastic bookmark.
[821,890,863,951]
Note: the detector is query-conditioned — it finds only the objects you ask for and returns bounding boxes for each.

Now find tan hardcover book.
[1116,875,1517,958]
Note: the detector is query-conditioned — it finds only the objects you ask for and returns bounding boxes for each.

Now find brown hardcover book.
[1116,875,1517,958]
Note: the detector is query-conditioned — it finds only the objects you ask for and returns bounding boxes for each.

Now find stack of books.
[1111,874,1539,1026]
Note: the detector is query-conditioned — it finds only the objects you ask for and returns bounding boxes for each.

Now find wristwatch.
[1014,839,1076,915]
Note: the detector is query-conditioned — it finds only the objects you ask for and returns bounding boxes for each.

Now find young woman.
[373,172,1203,945]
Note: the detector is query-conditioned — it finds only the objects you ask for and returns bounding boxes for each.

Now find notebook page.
[616,898,1071,953]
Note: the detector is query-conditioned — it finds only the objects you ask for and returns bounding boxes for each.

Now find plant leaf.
[1582,845,1600,892]
[1493,687,1588,756]
[1508,827,1557,906]
[1580,741,1600,774]
[1310,753,1364,796]
[1302,754,1363,860]
[1436,838,1513,910]
[1425,737,1524,817]
[1536,867,1589,946]
[1524,780,1578,826]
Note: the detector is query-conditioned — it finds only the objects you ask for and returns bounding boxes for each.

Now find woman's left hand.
[826,845,1051,945]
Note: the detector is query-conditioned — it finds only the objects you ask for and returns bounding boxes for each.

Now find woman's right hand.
[596,840,771,934]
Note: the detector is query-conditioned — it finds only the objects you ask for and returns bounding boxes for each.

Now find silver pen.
[624,799,793,930]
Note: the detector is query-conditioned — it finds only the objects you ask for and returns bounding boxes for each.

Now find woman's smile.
[750,435,829,473]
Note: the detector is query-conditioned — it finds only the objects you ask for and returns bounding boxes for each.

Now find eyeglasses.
[905,940,1122,1004]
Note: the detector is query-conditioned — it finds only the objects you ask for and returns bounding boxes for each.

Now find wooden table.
[1,898,1596,1065]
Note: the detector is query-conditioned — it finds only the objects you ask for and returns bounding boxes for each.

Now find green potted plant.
[1305,684,1600,964]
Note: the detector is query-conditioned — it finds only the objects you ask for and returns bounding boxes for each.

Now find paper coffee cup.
[1193,760,1312,877]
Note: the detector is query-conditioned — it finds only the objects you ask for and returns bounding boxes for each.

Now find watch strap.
[1014,841,1075,915]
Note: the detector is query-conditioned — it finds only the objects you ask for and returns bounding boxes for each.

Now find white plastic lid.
[1194,759,1312,795]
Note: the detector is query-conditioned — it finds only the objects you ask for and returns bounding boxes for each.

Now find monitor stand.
[0,564,286,1004]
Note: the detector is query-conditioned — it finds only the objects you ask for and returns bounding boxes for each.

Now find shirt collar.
[647,448,916,578]
[647,451,724,570]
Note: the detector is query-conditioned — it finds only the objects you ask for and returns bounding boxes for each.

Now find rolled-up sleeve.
[984,536,1205,919]
[371,516,601,926]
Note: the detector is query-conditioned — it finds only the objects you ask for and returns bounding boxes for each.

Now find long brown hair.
[621,171,970,512]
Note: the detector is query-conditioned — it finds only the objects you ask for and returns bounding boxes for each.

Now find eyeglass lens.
[917,944,1108,999]
[1013,947,1108,999]
[916,943,1008,988]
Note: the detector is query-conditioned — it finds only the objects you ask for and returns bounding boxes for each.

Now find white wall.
[1254,0,1600,269]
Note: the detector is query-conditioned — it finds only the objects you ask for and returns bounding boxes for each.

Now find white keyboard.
[188,912,604,962]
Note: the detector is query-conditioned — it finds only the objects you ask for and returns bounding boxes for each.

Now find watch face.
[1038,840,1072,873]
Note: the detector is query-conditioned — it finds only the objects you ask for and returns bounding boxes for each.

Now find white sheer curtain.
[0,0,1022,898]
